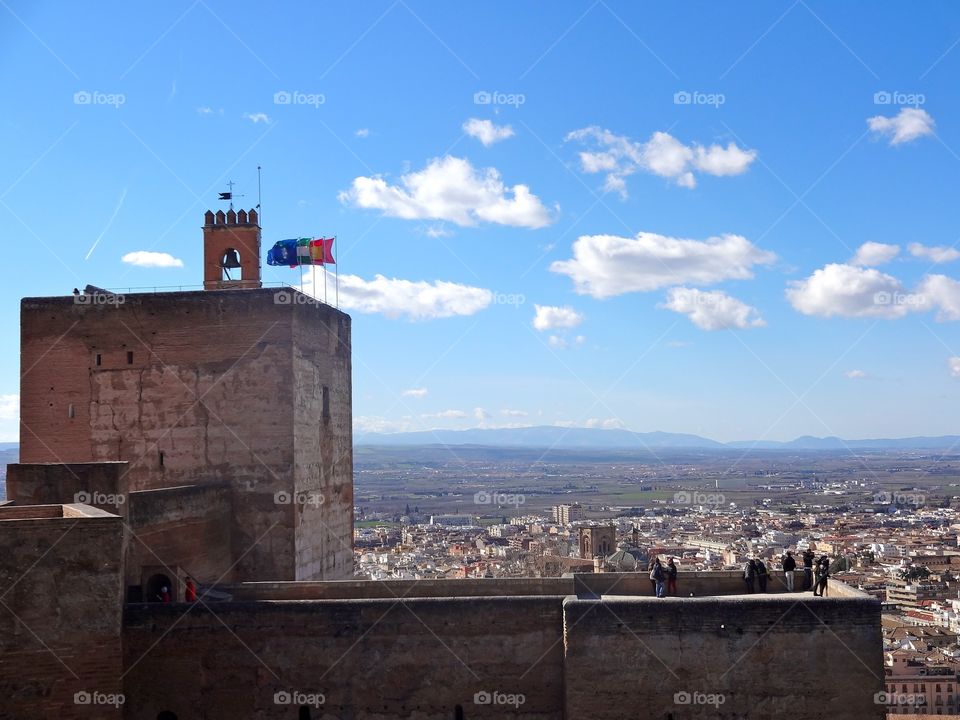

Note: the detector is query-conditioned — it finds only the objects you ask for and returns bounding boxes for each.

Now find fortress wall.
[216,570,851,602]
[563,594,885,720]
[122,596,565,720]
[291,301,354,580]
[17,291,331,581]
[124,483,234,587]
[6,461,127,513]
[0,506,123,720]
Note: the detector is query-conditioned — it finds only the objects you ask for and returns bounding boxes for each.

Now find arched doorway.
[145,573,173,602]
[157,712,177,720]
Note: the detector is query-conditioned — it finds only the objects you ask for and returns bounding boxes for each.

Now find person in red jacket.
[160,585,171,603]
[185,577,197,603]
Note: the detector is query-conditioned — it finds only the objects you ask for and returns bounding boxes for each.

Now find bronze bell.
[221,249,241,269]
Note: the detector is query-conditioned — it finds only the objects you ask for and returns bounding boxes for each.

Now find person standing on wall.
[755,557,769,593]
[782,551,797,592]
[666,557,678,596]
[650,558,666,598]
[185,577,198,603]
[647,555,658,595]
[813,556,831,597]
[743,559,756,593]
[802,548,815,591]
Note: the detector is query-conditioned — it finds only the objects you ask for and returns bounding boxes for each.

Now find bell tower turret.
[203,207,261,290]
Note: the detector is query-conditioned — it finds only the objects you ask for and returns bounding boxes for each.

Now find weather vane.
[218,180,244,212]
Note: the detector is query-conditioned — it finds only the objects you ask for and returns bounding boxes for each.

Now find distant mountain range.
[355,426,960,451]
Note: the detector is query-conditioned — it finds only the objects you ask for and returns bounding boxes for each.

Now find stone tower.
[13,210,353,582]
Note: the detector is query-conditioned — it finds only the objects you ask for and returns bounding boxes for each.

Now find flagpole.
[335,234,339,309]
[324,242,328,305]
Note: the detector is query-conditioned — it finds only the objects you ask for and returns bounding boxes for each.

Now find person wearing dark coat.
[666,557,678,596]
[802,549,816,590]
[743,559,756,593]
[755,558,769,593]
[650,558,666,598]
[813,556,830,596]
[782,551,797,592]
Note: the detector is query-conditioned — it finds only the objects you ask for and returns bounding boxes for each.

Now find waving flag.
[267,237,335,267]
[310,238,335,265]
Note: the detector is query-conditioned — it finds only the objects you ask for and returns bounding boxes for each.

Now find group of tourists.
[745,549,832,595]
[647,556,678,598]
[644,549,834,597]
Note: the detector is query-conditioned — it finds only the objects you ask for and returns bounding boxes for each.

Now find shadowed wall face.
[0,506,123,720]
[563,595,885,720]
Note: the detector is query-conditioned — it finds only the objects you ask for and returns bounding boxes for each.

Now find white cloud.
[422,410,467,419]
[868,107,934,145]
[566,126,756,196]
[463,118,514,146]
[852,241,900,266]
[339,156,554,228]
[950,357,960,378]
[585,418,625,429]
[243,112,271,124]
[918,274,960,321]
[355,128,370,138]
[197,106,214,115]
[402,388,428,398]
[551,231,775,299]
[354,415,414,434]
[548,335,567,349]
[302,273,492,321]
[660,287,766,330]
[786,263,911,319]
[0,394,18,419]
[425,225,452,238]
[845,369,867,379]
[532,304,584,331]
[121,251,184,268]
[908,243,960,264]
[473,407,491,423]
[501,409,528,417]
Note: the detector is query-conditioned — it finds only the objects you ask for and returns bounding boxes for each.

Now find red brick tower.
[202,208,261,290]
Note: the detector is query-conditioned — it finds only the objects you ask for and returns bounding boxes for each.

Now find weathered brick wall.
[0,505,123,719]
[19,290,353,581]
[122,596,565,719]
[563,595,885,720]
[6,461,127,513]
[292,300,353,580]
[124,483,235,587]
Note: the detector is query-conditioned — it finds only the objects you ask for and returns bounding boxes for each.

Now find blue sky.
[2,1,960,443]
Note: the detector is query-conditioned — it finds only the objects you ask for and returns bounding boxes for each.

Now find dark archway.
[298,707,311,720]
[157,712,178,720]
[145,573,173,603]
[454,705,465,720]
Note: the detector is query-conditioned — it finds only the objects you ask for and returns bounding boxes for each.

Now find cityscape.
[3,1,960,719]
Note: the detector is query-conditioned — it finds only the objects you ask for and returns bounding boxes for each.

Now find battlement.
[203,207,259,226]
